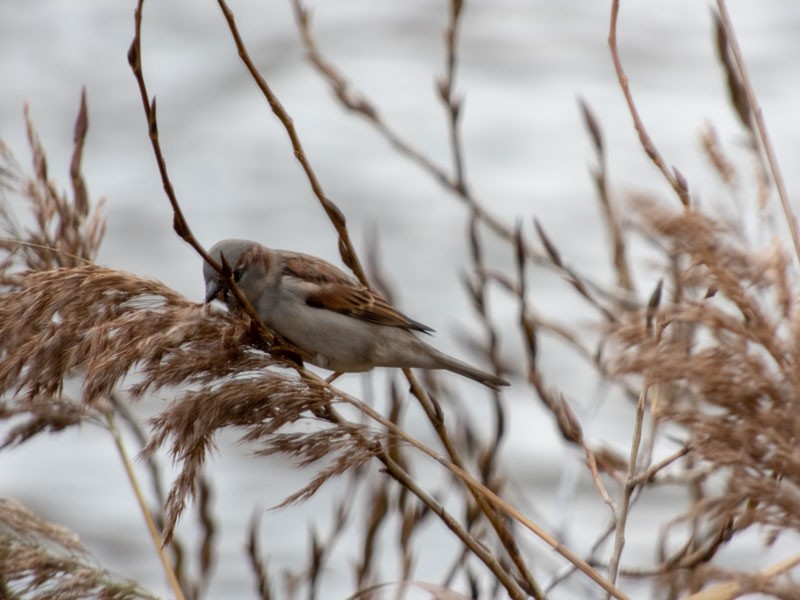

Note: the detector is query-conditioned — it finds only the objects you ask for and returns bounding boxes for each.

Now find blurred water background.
[2,1,799,597]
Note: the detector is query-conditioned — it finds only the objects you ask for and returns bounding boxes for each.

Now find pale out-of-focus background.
[2,1,799,597]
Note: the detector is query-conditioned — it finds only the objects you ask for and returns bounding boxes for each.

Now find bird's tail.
[430,350,510,391]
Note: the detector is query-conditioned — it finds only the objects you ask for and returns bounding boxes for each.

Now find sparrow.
[202,239,510,390]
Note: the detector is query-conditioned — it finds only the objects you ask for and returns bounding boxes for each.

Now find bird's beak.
[204,278,223,304]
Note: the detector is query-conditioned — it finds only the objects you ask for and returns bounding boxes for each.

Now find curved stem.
[608,0,691,207]
[715,0,800,265]
[105,408,185,600]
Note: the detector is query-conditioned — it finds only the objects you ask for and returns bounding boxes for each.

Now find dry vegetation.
[2,1,799,599]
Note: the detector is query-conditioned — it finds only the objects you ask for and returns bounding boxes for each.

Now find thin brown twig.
[127,5,206,265]
[306,501,349,600]
[246,510,273,600]
[465,222,509,483]
[486,267,640,403]
[128,0,287,360]
[445,64,539,600]
[608,0,691,208]
[534,218,619,322]
[332,383,630,600]
[214,0,367,287]
[439,0,467,195]
[715,0,800,265]
[321,394,529,600]
[290,0,637,312]
[630,444,690,486]
[578,97,634,293]
[103,406,185,600]
[514,224,617,516]
[607,384,652,590]
[401,366,541,598]
[682,553,800,600]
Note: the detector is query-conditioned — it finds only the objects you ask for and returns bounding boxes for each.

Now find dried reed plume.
[0,90,104,280]
[4,0,800,598]
[0,495,156,598]
[607,200,800,594]
[1,263,386,542]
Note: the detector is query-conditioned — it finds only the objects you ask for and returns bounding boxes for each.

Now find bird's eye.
[232,267,244,282]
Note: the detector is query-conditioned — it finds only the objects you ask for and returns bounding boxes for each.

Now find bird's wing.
[280,252,433,333]
[305,284,434,333]
[281,251,358,286]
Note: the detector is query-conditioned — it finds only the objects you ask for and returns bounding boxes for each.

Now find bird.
[202,239,510,390]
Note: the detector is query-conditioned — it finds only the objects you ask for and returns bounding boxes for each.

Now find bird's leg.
[325,372,343,384]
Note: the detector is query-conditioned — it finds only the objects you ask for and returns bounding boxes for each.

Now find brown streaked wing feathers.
[282,252,356,286]
[282,252,434,333]
[306,285,433,333]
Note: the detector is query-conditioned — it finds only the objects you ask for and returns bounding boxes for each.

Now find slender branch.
[430,4,539,593]
[332,382,630,600]
[401,366,544,599]
[578,97,634,293]
[715,0,800,264]
[214,0,368,286]
[683,553,800,600]
[290,0,637,312]
[608,0,691,207]
[514,224,617,515]
[607,385,651,588]
[630,444,690,486]
[534,218,618,322]
[128,0,283,356]
[300,373,529,600]
[127,2,208,265]
[546,440,687,595]
[486,267,640,402]
[439,0,467,194]
[104,407,185,600]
